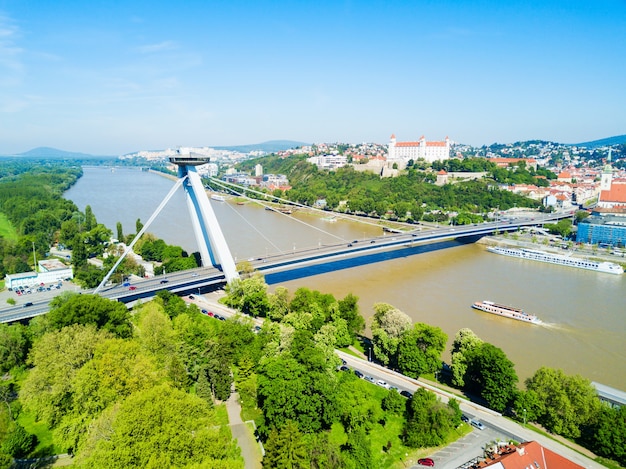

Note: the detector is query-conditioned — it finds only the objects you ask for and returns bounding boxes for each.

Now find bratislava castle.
[387,134,451,168]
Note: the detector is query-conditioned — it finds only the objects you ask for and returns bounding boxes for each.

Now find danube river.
[64,167,626,390]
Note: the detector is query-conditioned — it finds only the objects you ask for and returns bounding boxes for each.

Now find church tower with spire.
[600,149,613,192]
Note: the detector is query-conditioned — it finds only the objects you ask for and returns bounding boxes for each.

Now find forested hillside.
[235,154,543,222]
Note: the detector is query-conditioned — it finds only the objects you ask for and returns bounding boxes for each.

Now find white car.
[376,380,390,389]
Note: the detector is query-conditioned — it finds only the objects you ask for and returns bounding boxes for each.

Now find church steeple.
[600,149,613,191]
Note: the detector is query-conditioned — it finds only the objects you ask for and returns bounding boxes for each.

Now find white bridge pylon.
[95,154,239,293]
[180,164,239,282]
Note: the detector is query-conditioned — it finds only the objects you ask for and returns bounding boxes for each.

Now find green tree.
[0,323,30,373]
[55,337,164,452]
[262,420,309,469]
[525,367,600,438]
[267,286,290,321]
[402,388,453,448]
[84,205,96,231]
[584,405,626,466]
[258,330,338,435]
[397,323,447,378]
[1,423,37,458]
[337,293,364,341]
[116,221,123,242]
[381,388,405,415]
[370,303,412,367]
[342,427,373,469]
[450,328,483,387]
[195,367,214,408]
[47,293,132,338]
[73,384,243,468]
[464,343,518,412]
[20,324,112,426]
[223,274,270,317]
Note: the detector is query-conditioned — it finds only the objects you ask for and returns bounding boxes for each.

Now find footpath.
[225,388,263,469]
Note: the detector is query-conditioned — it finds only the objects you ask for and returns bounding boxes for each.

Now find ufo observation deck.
[168,154,210,166]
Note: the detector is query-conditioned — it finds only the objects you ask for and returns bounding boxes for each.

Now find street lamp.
[523,408,527,425]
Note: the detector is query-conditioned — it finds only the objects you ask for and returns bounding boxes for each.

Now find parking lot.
[1,279,80,308]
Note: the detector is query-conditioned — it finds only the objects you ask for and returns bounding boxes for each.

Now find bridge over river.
[0,212,574,324]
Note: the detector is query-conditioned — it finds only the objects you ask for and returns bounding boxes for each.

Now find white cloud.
[135,40,178,54]
[0,15,24,77]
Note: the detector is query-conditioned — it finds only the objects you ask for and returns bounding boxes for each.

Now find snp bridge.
[0,214,573,323]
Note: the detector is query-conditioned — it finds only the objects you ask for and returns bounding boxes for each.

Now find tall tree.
[116,221,123,243]
[84,205,96,231]
[19,324,112,426]
[370,303,412,367]
[262,421,309,469]
[73,384,243,468]
[397,323,447,378]
[464,343,518,412]
[525,367,600,438]
[47,293,132,338]
[450,328,483,387]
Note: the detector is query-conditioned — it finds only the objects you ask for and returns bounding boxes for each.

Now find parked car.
[461,414,469,423]
[364,376,375,383]
[400,390,413,399]
[354,370,364,379]
[418,457,435,466]
[339,366,350,372]
[470,419,485,430]
[376,379,390,389]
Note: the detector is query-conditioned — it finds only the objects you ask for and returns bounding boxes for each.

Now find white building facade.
[387,134,451,168]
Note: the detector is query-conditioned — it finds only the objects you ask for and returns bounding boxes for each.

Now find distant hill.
[212,140,309,154]
[569,135,626,148]
[15,147,115,159]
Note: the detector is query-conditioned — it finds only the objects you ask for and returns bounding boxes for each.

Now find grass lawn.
[17,411,60,458]
[0,212,18,241]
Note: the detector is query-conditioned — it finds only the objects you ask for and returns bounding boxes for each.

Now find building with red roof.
[474,441,585,469]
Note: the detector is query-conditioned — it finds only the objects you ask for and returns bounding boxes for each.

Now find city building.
[387,134,450,168]
[5,259,73,289]
[576,210,626,247]
[307,154,348,170]
[474,441,584,468]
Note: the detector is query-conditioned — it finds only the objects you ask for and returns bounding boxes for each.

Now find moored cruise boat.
[210,194,226,202]
[487,246,624,275]
[472,300,542,324]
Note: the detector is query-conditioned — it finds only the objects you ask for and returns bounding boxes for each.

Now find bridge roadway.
[0,212,573,324]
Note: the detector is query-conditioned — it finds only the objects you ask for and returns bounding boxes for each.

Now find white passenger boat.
[210,194,226,202]
[472,300,542,324]
[487,246,623,275]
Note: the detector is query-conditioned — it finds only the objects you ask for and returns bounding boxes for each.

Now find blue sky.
[1,0,625,155]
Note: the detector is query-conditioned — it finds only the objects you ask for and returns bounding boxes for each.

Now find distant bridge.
[0,212,574,324]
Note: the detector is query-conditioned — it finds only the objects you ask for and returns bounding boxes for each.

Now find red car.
[128,286,137,291]
[418,458,435,467]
